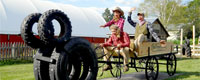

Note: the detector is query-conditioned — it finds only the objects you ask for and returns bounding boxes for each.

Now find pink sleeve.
[104,20,114,27]
[118,19,125,31]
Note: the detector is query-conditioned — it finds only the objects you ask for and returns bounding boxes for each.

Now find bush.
[168,38,199,45]
[0,59,33,66]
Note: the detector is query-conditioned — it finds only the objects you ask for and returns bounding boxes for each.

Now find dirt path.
[100,72,180,80]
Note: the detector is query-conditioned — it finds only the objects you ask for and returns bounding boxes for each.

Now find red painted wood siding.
[0,34,106,43]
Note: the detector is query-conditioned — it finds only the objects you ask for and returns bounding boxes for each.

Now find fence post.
[20,42,23,60]
[7,42,10,60]
[193,25,195,54]
[12,42,15,59]
[5,42,8,61]
[180,28,183,54]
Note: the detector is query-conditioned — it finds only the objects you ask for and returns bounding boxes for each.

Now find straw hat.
[112,7,124,16]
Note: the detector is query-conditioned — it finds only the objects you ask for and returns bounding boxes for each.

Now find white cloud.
[134,0,142,3]
[83,6,132,16]
[85,7,106,14]
[115,0,124,4]
[114,0,143,6]
[63,0,78,2]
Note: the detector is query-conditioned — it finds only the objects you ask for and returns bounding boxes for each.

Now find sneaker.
[103,65,112,71]
[124,65,129,72]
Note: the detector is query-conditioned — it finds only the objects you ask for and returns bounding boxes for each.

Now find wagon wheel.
[135,59,146,72]
[95,46,105,59]
[97,63,105,77]
[110,55,123,79]
[94,46,105,77]
[167,54,177,76]
[145,57,159,80]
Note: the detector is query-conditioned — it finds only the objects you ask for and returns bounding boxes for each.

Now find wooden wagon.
[95,42,178,80]
[95,18,178,80]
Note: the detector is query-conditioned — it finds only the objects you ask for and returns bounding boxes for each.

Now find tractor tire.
[38,9,72,46]
[64,37,98,80]
[21,13,45,49]
[33,47,54,80]
[49,47,81,80]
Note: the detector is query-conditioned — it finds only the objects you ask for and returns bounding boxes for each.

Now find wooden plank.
[138,42,175,57]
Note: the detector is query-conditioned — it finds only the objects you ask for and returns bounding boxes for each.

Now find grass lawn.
[0,63,34,80]
[0,57,200,80]
[164,57,200,80]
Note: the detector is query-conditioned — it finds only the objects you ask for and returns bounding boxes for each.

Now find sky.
[46,0,193,17]
[46,0,144,14]
[48,0,143,7]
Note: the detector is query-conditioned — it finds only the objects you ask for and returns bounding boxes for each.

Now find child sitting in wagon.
[100,25,130,72]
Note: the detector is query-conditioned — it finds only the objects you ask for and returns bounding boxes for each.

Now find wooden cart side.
[138,42,175,57]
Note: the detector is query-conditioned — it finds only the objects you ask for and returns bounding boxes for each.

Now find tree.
[138,0,182,28]
[185,0,200,37]
[102,8,112,22]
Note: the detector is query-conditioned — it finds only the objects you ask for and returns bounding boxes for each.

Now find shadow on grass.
[176,57,200,61]
[0,59,33,66]
[165,71,200,80]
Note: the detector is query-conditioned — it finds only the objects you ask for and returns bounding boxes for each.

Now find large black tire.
[38,9,72,46]
[49,48,69,80]
[49,47,81,80]
[33,47,54,80]
[64,37,98,80]
[21,13,45,49]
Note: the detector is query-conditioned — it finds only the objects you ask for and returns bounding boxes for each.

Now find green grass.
[168,38,199,45]
[0,63,34,80]
[0,57,200,80]
[164,57,200,80]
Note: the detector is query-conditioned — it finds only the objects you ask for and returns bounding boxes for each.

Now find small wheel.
[95,46,105,77]
[97,63,105,77]
[145,57,159,80]
[95,46,105,59]
[110,57,123,79]
[135,59,146,72]
[167,54,177,76]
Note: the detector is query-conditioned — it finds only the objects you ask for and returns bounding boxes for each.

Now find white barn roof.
[0,0,135,38]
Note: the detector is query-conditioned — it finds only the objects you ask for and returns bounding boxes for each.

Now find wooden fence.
[176,45,200,55]
[0,42,37,62]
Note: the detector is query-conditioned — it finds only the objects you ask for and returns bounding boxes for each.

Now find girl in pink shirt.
[100,7,125,32]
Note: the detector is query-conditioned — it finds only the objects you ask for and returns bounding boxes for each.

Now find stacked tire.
[21,9,98,80]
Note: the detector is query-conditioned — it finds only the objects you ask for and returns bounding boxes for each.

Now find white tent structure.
[0,0,135,38]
